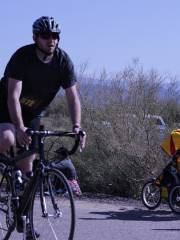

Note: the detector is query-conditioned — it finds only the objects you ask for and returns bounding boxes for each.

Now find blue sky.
[1,0,180,78]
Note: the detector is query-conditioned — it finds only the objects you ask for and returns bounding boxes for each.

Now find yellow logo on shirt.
[20,97,42,109]
[20,97,35,107]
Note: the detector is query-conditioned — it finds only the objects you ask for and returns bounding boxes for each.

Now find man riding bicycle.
[0,16,85,195]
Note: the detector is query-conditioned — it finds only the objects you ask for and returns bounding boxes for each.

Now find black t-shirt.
[0,44,76,123]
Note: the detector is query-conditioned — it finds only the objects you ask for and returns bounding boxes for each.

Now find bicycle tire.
[141,179,161,210]
[0,165,14,239]
[168,185,180,214]
[29,168,75,240]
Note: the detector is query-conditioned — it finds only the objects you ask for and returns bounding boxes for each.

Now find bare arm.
[8,78,24,129]
[8,78,31,146]
[65,84,81,128]
[65,84,86,150]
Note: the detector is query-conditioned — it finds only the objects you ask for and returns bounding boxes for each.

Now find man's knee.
[0,124,16,151]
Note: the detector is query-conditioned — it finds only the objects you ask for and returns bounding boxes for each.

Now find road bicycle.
[0,128,83,240]
[141,150,180,212]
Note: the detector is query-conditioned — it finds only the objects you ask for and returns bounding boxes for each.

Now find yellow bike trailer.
[161,129,180,156]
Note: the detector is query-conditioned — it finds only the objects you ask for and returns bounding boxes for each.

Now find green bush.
[43,64,180,198]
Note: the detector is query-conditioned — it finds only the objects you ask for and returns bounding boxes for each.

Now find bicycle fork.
[40,177,60,218]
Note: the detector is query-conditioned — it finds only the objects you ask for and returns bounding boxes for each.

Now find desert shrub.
[43,63,180,198]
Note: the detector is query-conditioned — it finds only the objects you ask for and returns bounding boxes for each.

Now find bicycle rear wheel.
[0,164,13,239]
[29,168,75,240]
[168,185,180,213]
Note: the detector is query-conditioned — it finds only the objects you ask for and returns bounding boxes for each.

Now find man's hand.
[16,126,32,147]
[73,125,86,151]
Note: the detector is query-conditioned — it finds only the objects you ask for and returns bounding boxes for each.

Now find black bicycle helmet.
[32,16,61,34]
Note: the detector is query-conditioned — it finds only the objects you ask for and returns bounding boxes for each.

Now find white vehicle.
[117,113,168,144]
[101,114,167,132]
[144,114,167,131]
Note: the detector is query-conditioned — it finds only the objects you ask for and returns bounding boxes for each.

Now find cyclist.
[0,16,85,194]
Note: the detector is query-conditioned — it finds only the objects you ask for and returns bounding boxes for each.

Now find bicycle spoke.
[0,173,13,239]
[47,218,59,240]
[142,180,161,209]
[29,168,75,240]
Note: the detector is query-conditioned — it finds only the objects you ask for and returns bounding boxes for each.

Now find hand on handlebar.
[79,130,86,152]
[16,126,32,147]
[73,126,86,151]
[25,126,86,154]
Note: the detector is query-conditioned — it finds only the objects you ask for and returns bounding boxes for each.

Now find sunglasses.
[39,32,59,40]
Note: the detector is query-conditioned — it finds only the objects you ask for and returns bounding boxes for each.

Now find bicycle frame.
[0,129,82,239]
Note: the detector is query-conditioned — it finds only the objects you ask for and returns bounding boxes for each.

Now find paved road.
[74,198,180,240]
[1,197,180,240]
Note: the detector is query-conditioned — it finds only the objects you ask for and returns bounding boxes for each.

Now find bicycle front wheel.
[141,179,161,210]
[0,164,13,239]
[29,168,75,240]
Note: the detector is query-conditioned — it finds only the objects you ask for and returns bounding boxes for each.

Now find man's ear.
[33,34,37,42]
